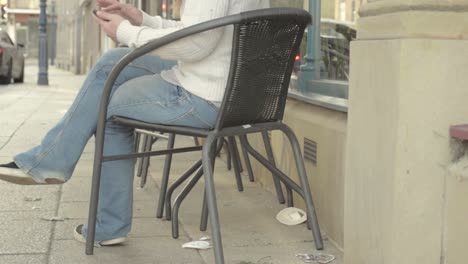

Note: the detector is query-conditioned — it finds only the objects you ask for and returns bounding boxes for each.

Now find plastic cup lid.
[276,207,308,226]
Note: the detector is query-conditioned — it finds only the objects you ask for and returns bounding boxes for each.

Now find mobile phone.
[93,9,110,22]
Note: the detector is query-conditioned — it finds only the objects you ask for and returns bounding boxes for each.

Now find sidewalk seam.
[0,89,55,151]
[45,183,64,264]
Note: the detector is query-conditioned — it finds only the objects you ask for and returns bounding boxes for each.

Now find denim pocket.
[175,86,219,129]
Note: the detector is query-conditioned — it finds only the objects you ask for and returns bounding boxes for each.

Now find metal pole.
[74,9,82,75]
[38,0,48,85]
[298,0,321,92]
[50,1,57,65]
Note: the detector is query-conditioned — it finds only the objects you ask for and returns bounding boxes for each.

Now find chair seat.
[111,116,211,138]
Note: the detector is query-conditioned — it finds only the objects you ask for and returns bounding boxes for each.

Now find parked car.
[0,30,25,84]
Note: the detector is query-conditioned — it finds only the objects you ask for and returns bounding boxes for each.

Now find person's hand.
[93,11,125,42]
[96,0,143,26]
[96,0,117,8]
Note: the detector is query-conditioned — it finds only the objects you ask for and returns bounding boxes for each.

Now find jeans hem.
[14,156,69,183]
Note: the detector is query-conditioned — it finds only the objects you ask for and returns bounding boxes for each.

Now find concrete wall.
[345,0,468,263]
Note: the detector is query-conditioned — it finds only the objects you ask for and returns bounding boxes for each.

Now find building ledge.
[288,90,348,113]
[359,0,468,17]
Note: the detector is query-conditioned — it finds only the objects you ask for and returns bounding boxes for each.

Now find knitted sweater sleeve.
[140,10,182,29]
[117,1,229,62]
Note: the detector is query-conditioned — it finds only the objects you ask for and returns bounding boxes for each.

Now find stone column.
[345,0,468,263]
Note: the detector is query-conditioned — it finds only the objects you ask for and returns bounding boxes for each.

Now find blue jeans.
[14,48,219,241]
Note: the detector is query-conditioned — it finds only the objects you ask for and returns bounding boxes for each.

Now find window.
[138,0,180,20]
[271,0,366,112]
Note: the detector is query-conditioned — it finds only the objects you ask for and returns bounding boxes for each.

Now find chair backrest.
[216,8,311,129]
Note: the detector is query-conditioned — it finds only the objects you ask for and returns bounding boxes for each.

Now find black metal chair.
[85,8,323,263]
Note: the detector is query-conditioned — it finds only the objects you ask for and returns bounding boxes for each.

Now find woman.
[0,0,269,246]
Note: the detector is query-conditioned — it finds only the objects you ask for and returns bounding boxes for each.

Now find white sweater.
[116,0,269,103]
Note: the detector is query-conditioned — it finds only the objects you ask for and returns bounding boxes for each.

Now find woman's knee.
[93,48,132,70]
[106,79,139,118]
[106,75,170,118]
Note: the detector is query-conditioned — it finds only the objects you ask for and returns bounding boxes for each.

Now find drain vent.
[303,138,317,165]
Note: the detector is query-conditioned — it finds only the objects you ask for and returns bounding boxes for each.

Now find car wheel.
[14,62,24,83]
[0,60,12,85]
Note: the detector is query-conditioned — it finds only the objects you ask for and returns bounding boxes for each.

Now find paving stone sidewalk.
[0,61,342,264]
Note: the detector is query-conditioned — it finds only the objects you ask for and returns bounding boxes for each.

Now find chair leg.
[193,137,200,146]
[224,138,232,170]
[279,124,323,250]
[86,168,102,254]
[165,160,202,221]
[261,131,286,204]
[133,131,141,158]
[217,145,221,158]
[202,135,225,264]
[200,138,223,232]
[239,135,255,182]
[230,137,244,173]
[86,161,102,255]
[140,135,156,188]
[227,136,243,192]
[156,133,176,218]
[136,135,149,177]
[287,187,294,207]
[86,122,109,255]
[167,138,224,231]
[200,190,208,231]
[172,167,204,238]
[140,137,162,188]
[239,133,321,244]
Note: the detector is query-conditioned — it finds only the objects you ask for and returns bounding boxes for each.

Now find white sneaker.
[74,224,127,246]
[0,167,64,185]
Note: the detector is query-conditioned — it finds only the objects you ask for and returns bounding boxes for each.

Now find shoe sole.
[73,227,127,246]
[0,168,64,185]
